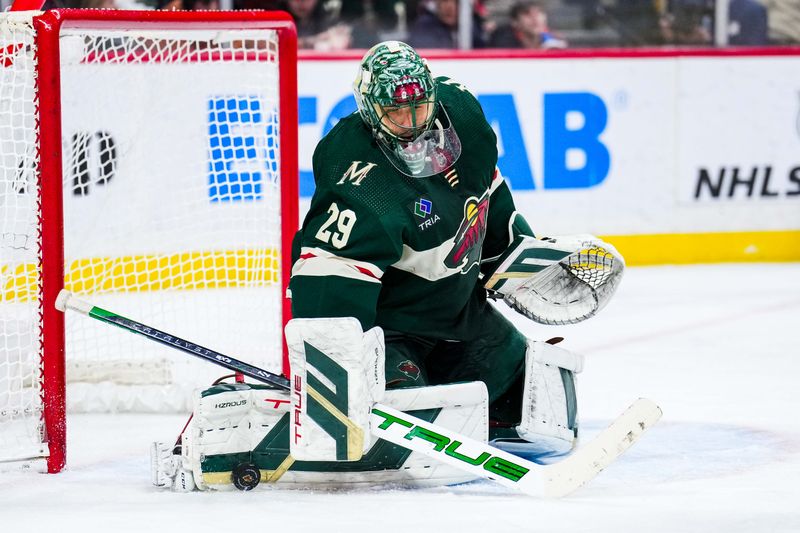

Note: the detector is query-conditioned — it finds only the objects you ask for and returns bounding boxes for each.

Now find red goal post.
[0,9,298,474]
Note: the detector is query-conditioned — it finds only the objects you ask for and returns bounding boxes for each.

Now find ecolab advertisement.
[299,53,800,263]
[53,52,800,265]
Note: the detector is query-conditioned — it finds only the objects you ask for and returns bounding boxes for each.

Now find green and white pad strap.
[285,317,385,462]
[484,234,625,325]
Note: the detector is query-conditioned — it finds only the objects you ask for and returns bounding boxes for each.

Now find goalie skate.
[150,441,180,488]
[151,441,196,492]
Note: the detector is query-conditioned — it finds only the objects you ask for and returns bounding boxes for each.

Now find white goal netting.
[1,12,291,467]
[1,13,45,465]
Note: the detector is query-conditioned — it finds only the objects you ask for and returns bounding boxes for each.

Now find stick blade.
[543,398,662,498]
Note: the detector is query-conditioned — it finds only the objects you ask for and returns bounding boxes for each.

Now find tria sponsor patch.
[411,197,440,231]
[414,198,432,217]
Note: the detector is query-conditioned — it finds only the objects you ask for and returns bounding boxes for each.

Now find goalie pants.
[383,304,527,435]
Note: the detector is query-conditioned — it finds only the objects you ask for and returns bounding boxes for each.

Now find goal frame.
[18,9,298,474]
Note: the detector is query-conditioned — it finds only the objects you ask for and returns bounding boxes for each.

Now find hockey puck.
[232,462,261,491]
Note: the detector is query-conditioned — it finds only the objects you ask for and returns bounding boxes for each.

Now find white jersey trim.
[292,247,383,284]
[392,240,467,281]
[489,168,505,195]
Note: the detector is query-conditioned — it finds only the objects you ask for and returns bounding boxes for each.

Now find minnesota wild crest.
[445,193,489,273]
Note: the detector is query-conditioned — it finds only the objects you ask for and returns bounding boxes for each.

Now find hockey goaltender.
[151,41,638,493]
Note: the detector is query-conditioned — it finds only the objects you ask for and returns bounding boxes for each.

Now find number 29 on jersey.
[315,202,357,249]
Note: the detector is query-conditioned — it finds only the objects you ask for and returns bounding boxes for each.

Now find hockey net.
[0,10,297,472]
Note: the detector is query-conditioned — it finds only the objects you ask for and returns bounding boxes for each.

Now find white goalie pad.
[484,234,625,325]
[516,340,583,449]
[284,317,385,462]
[156,382,290,491]
[155,380,488,491]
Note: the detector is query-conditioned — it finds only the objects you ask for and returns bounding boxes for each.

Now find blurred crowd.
[12,0,800,49]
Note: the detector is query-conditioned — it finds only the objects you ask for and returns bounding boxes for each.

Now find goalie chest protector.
[292,78,507,341]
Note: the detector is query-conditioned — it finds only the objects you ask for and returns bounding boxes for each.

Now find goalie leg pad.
[285,317,385,462]
[516,340,583,454]
[184,382,297,490]
[176,381,487,490]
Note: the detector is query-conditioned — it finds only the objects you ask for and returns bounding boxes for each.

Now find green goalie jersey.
[290,78,533,340]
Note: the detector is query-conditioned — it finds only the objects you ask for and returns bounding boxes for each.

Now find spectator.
[728,0,768,45]
[233,0,285,11]
[338,0,401,33]
[281,0,353,50]
[609,0,664,45]
[761,0,800,44]
[327,0,382,49]
[408,0,488,48]
[79,0,117,6]
[37,0,69,8]
[659,0,712,45]
[489,0,567,48]
[183,0,220,8]
[234,0,280,9]
[156,0,182,9]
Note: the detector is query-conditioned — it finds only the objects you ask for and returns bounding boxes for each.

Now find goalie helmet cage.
[0,9,298,474]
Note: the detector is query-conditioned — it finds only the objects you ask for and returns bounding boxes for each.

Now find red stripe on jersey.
[353,265,380,280]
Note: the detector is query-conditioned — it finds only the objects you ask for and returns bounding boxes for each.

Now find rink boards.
[298,49,800,264]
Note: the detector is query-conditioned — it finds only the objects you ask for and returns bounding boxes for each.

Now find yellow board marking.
[602,230,800,265]
[0,262,38,302]
[1,248,280,302]
[4,231,798,303]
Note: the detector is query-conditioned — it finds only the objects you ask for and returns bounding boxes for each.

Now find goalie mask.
[353,41,461,178]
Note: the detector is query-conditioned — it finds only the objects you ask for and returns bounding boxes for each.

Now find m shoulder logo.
[337,161,376,186]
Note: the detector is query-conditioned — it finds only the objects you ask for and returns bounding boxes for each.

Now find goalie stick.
[55,289,661,498]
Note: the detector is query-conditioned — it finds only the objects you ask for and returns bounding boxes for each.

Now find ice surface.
[1,263,799,533]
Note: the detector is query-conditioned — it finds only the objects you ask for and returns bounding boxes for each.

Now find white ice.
[1,263,799,533]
